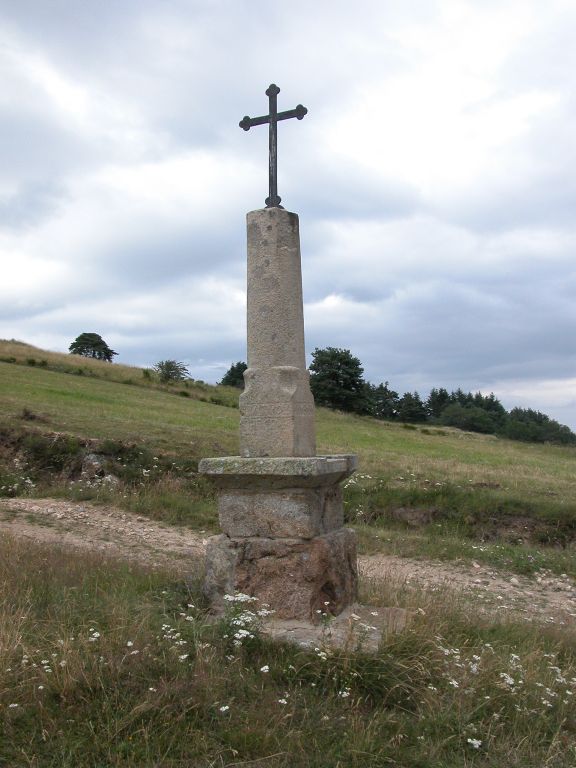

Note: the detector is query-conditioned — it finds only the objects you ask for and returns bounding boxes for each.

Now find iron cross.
[239,84,307,208]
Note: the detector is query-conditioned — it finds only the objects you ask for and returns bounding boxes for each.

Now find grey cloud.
[445,168,576,233]
[0,179,66,230]
[91,231,245,290]
[0,112,91,181]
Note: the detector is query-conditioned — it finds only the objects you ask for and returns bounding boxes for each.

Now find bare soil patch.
[0,497,206,572]
[362,553,576,627]
[1,498,575,626]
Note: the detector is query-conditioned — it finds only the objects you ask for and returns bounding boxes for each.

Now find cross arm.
[239,104,307,131]
[277,104,307,122]
[239,114,269,131]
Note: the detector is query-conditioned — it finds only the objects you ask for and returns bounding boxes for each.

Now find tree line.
[221,348,576,446]
[308,347,575,446]
[69,334,575,447]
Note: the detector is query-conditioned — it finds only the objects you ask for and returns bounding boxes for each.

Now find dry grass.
[1,535,575,767]
[0,338,145,381]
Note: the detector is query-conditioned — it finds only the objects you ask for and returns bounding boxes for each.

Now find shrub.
[153,360,190,383]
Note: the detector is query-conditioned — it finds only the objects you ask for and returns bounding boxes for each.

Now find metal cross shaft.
[239,84,307,208]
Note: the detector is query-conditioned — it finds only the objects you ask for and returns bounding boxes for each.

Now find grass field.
[1,340,576,765]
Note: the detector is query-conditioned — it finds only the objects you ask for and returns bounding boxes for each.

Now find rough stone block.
[240,365,316,457]
[217,486,344,538]
[203,528,358,621]
[219,489,319,538]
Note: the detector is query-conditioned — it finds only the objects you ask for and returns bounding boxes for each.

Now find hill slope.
[1,339,575,566]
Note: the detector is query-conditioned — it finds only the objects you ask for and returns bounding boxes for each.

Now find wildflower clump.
[218,592,274,653]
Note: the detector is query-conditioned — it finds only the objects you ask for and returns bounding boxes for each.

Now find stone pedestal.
[200,456,358,621]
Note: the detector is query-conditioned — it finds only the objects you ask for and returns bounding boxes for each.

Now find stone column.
[240,207,316,458]
[199,207,358,623]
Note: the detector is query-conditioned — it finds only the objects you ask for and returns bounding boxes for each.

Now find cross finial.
[239,84,307,208]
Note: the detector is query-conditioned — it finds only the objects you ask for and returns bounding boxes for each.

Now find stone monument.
[199,84,358,622]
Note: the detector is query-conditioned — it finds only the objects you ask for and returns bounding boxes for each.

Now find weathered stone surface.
[219,489,319,538]
[200,202,359,622]
[245,208,306,370]
[81,453,105,479]
[204,534,236,600]
[240,365,315,458]
[218,486,344,539]
[263,605,412,653]
[199,454,357,487]
[200,455,356,538]
[203,529,358,621]
[240,207,316,457]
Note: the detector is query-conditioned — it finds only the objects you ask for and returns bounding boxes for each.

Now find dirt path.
[0,498,206,572]
[361,553,576,627]
[1,498,575,626]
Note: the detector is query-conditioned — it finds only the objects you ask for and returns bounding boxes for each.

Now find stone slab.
[263,605,412,654]
[203,528,358,621]
[199,454,357,488]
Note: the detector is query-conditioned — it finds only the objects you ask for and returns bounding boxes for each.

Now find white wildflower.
[467,738,482,749]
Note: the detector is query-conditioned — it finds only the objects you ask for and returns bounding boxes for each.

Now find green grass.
[0,338,241,409]
[1,536,575,767]
[2,358,575,509]
[1,341,576,566]
[318,410,576,507]
[355,523,576,578]
[0,359,239,458]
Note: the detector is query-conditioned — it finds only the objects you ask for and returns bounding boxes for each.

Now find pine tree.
[69,333,117,362]
[309,347,370,414]
[396,391,428,423]
[220,361,247,388]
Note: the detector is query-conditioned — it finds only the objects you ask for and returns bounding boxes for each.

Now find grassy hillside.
[1,339,576,571]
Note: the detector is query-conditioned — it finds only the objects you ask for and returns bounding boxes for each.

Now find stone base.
[199,455,358,622]
[199,455,357,539]
[204,528,358,621]
[263,605,412,653]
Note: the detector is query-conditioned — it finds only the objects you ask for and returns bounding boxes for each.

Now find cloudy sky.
[1,0,575,428]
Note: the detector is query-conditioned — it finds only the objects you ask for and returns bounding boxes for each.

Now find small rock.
[81,453,105,479]
[510,577,520,586]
